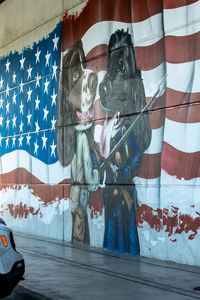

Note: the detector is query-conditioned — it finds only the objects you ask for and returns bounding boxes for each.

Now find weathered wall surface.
[1,0,200,266]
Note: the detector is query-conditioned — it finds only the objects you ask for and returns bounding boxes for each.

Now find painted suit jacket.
[105,121,142,187]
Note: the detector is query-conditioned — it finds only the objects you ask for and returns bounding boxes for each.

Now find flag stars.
[20,102,24,114]
[6,102,10,114]
[0,96,3,108]
[6,84,10,96]
[19,121,24,133]
[42,133,48,149]
[0,115,4,126]
[27,111,32,125]
[43,106,49,121]
[5,59,10,72]
[26,134,31,145]
[5,138,9,148]
[20,55,26,70]
[34,139,39,155]
[52,34,59,50]
[50,140,57,157]
[12,92,17,104]
[44,78,50,94]
[12,137,16,147]
[35,73,41,88]
[20,79,24,93]
[51,116,56,130]
[27,65,32,80]
[35,120,40,132]
[51,89,57,106]
[12,115,17,128]
[27,87,32,102]
[45,50,51,67]
[12,72,16,84]
[6,119,10,129]
[18,135,23,147]
[35,47,41,63]
[52,61,58,80]
[35,96,40,110]
[0,77,4,90]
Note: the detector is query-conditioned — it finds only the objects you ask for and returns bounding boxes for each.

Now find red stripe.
[165,32,200,64]
[164,0,198,9]
[130,0,163,22]
[86,45,107,73]
[89,187,103,218]
[0,168,104,216]
[136,204,200,241]
[62,0,163,50]
[166,88,200,123]
[0,168,71,204]
[147,93,166,129]
[135,38,165,71]
[85,38,164,73]
[138,153,161,179]
[162,142,200,180]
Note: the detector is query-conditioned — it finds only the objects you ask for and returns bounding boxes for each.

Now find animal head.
[99,29,151,152]
[62,40,97,120]
[57,40,98,166]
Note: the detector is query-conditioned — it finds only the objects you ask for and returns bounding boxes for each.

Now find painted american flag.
[2,0,200,258]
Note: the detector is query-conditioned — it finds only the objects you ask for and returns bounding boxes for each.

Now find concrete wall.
[0,0,200,267]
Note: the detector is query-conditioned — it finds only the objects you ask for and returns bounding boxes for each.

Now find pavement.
[5,233,200,300]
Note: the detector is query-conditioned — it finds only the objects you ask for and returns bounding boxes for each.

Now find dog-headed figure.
[57,40,99,244]
[99,29,152,254]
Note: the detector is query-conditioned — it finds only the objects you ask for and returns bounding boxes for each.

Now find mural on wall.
[1,0,200,264]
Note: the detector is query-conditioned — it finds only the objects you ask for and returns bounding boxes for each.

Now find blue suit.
[102,122,141,255]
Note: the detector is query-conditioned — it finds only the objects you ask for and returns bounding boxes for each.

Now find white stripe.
[164,118,200,153]
[0,150,70,184]
[142,60,200,95]
[167,60,200,93]
[134,176,161,209]
[82,15,164,56]
[164,1,200,37]
[144,127,164,154]
[1,186,71,225]
[142,63,166,98]
[160,170,200,214]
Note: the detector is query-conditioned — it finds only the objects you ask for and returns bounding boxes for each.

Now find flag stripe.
[86,38,165,73]
[138,153,161,179]
[164,118,200,153]
[162,142,200,180]
[166,60,200,93]
[164,0,198,10]
[62,0,163,50]
[0,151,70,184]
[80,17,164,55]
[165,32,200,64]
[164,1,200,36]
[166,101,200,124]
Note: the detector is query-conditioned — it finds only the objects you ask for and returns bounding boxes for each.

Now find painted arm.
[120,131,142,183]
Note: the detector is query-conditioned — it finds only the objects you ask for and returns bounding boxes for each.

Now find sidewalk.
[7,233,200,300]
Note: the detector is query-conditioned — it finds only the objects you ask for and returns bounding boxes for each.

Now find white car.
[0,219,24,298]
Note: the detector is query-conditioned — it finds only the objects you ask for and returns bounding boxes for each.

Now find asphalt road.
[5,233,200,300]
